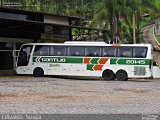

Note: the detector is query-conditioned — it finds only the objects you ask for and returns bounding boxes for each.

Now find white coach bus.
[15,41,153,81]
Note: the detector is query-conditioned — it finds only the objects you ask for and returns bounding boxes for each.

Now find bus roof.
[22,41,152,47]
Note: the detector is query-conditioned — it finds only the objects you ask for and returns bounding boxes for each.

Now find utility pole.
[133,11,137,44]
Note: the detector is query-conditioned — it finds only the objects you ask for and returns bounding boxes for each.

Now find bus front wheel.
[33,68,44,77]
[102,69,115,80]
[116,70,128,81]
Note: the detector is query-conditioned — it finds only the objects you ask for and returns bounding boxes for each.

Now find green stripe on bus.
[110,58,151,65]
[33,57,151,66]
[87,65,94,71]
[90,58,99,64]
[33,57,83,63]
[66,58,83,63]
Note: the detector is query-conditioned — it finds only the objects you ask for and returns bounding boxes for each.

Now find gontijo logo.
[33,57,66,63]
[41,58,66,63]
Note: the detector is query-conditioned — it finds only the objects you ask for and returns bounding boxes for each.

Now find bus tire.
[116,70,128,81]
[33,68,44,77]
[102,69,115,80]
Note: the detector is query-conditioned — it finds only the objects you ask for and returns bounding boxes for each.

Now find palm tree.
[91,1,111,42]
[0,0,3,7]
[15,0,159,43]
[103,0,125,43]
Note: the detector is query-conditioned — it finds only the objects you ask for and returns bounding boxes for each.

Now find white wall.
[153,66,160,78]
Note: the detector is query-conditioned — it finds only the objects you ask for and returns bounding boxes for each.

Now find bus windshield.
[17,45,33,66]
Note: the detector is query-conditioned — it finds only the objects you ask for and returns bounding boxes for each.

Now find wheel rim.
[103,70,114,80]
[116,70,127,81]
[105,73,111,78]
[118,72,125,79]
[34,68,43,77]
[37,70,42,76]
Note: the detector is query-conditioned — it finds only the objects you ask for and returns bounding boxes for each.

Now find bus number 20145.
[126,60,145,65]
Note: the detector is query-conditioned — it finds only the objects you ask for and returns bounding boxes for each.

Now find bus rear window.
[133,47,147,58]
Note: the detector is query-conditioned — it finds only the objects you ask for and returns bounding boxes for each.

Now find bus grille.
[134,67,146,76]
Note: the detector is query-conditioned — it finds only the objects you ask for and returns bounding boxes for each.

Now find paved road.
[142,24,158,45]
[0,76,160,114]
[142,24,159,62]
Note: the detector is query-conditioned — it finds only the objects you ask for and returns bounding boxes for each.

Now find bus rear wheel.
[102,69,115,80]
[116,70,128,81]
[33,68,44,77]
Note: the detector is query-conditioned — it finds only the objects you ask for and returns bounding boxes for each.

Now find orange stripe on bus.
[112,44,121,46]
[98,58,109,64]
[84,58,91,64]
[93,65,103,70]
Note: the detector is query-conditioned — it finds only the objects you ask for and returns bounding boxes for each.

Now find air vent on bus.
[134,67,146,76]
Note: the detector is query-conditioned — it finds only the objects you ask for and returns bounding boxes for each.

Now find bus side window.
[118,47,132,57]
[133,47,147,58]
[85,47,101,57]
[54,46,66,56]
[67,46,85,56]
[103,52,108,57]
[50,46,54,56]
[103,47,116,57]
[33,45,49,56]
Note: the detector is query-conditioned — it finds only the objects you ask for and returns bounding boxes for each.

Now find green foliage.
[155,0,160,8]
[155,35,160,43]
[0,0,159,43]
